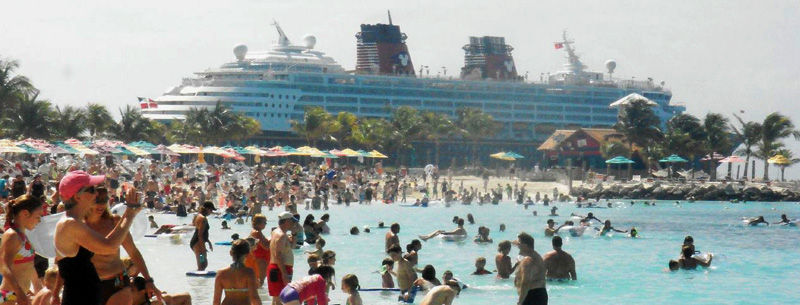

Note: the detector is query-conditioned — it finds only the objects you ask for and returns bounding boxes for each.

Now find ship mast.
[556,30,585,74]
[271,19,291,46]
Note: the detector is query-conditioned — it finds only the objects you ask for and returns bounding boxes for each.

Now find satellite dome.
[233,44,248,61]
[302,35,317,49]
[605,60,617,73]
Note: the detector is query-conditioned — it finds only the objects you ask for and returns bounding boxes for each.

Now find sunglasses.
[79,186,97,194]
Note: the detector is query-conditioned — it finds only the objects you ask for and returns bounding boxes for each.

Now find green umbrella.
[506,151,525,159]
[659,154,688,163]
[17,144,46,154]
[605,156,634,164]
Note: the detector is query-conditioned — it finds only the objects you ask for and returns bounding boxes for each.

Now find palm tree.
[389,106,423,166]
[109,105,161,143]
[352,117,393,151]
[756,112,800,181]
[702,113,731,181]
[53,105,87,139]
[85,103,113,139]
[2,92,54,139]
[730,114,762,180]
[331,111,359,147]
[420,111,456,166]
[456,107,498,166]
[290,106,337,146]
[0,56,36,119]
[613,99,663,175]
[773,148,799,182]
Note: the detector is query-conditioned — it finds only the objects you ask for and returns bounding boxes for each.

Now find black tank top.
[31,181,45,197]
[11,180,25,198]
[57,246,101,305]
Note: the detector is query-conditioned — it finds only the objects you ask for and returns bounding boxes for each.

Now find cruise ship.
[142,18,684,166]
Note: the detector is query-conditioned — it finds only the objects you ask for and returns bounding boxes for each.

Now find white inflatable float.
[27,203,149,259]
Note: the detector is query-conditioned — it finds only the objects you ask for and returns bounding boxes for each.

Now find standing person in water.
[212,239,261,305]
[542,236,577,281]
[86,187,163,305]
[247,214,270,286]
[515,232,547,305]
[54,171,141,305]
[385,223,401,251]
[0,195,44,305]
[269,212,298,305]
[190,202,216,271]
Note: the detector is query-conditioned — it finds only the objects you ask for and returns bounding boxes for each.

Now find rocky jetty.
[571,182,800,202]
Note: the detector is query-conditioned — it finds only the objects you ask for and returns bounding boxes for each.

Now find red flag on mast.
[554,43,564,49]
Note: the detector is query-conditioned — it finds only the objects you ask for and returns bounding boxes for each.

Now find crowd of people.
[0,153,769,305]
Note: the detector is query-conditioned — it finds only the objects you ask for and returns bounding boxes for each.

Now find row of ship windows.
[243,112,289,119]
[291,75,670,100]
[294,84,627,104]
[230,102,291,109]
[193,92,298,100]
[295,95,617,114]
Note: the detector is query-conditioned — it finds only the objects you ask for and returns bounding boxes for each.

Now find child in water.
[305,237,326,257]
[471,257,493,275]
[380,258,396,288]
[341,274,363,305]
[31,267,58,305]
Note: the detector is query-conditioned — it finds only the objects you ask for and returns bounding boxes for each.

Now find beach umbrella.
[506,151,525,159]
[659,154,688,163]
[340,148,360,157]
[329,149,348,157]
[490,152,515,161]
[605,156,635,179]
[768,155,791,165]
[368,150,388,159]
[16,144,46,154]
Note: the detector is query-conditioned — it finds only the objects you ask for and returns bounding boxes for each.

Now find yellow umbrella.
[768,155,792,165]
[369,150,388,159]
[340,148,360,157]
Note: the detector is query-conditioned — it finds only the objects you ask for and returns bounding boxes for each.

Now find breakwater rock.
[571,182,800,202]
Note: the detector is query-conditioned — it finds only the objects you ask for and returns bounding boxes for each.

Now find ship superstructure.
[141,19,684,164]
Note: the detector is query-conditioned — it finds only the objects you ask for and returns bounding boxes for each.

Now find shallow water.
[135,200,800,305]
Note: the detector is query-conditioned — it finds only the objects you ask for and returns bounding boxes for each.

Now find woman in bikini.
[53,171,141,305]
[212,239,261,305]
[245,214,270,285]
[86,187,163,305]
[0,195,44,305]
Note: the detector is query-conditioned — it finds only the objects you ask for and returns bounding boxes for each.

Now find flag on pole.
[138,97,158,109]
[554,43,564,49]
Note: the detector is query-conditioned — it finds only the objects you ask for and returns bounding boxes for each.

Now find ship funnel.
[460,36,518,81]
[355,22,415,76]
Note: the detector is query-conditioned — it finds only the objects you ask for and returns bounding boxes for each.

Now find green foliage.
[85,103,113,139]
[290,106,338,146]
[756,112,800,180]
[109,105,161,143]
[53,105,87,139]
[456,107,498,165]
[168,101,261,146]
[2,92,54,139]
[0,56,36,117]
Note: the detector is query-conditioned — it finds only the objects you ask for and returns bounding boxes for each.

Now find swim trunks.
[521,287,548,305]
[99,271,130,305]
[267,264,293,296]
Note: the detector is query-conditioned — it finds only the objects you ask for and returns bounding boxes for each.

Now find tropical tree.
[456,107,498,166]
[664,113,706,158]
[0,56,36,120]
[109,105,162,143]
[85,103,114,139]
[702,113,731,180]
[2,92,54,139]
[389,106,423,166]
[53,105,87,139]
[773,148,800,182]
[612,99,663,174]
[755,112,800,181]
[730,114,762,180]
[170,102,261,145]
[420,111,456,166]
[352,117,393,151]
[331,111,359,147]
[290,106,338,147]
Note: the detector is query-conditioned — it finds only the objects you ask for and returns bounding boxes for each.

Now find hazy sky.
[2,0,799,178]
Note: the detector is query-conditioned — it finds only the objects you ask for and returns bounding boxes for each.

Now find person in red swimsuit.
[247,214,270,285]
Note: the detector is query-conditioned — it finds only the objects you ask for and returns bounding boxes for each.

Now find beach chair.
[631,175,641,183]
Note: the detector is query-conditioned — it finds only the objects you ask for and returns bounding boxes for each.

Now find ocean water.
[135,200,800,305]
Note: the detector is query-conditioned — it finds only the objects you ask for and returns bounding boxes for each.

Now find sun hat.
[59,171,105,200]
[279,212,298,222]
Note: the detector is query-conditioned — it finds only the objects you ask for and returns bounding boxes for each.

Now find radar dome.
[233,44,248,61]
[302,35,317,49]
[605,60,617,73]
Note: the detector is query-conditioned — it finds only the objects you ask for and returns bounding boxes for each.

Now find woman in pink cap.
[52,171,142,305]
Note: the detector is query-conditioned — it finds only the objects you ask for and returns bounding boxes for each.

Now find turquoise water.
[135,200,800,305]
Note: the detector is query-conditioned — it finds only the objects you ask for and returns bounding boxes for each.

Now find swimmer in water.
[629,227,638,238]
[549,206,558,216]
[473,226,493,243]
[745,216,769,226]
[419,218,467,241]
[596,220,628,236]
[582,212,603,223]
[418,283,459,305]
[544,219,557,237]
[773,214,796,225]
[678,245,712,270]
[542,236,577,281]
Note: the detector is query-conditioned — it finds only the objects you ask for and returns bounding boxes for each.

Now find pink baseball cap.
[59,171,105,200]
